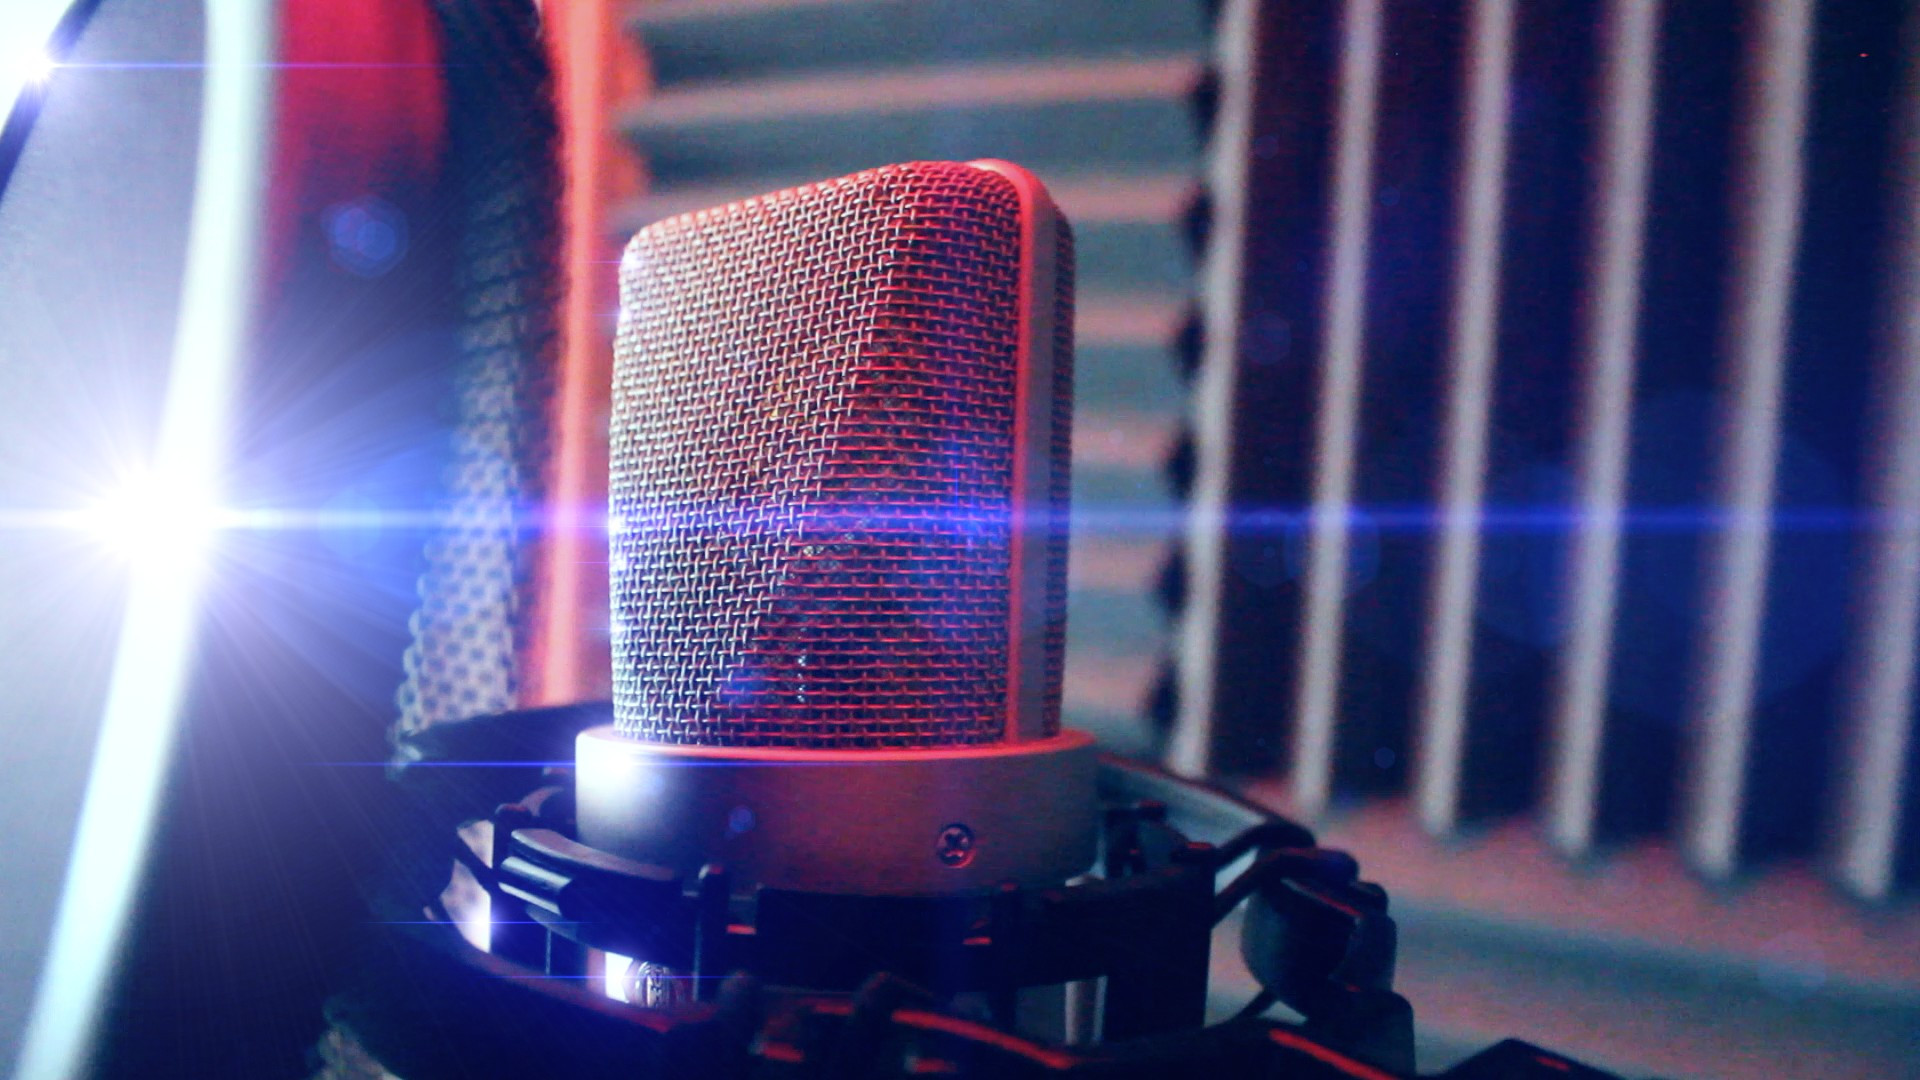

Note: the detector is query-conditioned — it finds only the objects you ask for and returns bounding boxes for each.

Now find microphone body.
[576,160,1095,896]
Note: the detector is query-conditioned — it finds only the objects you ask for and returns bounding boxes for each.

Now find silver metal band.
[575,725,1099,896]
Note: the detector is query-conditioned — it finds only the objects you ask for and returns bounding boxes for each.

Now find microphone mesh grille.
[611,162,1071,748]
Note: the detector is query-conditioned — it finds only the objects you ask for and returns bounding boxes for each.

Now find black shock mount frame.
[331,703,1623,1079]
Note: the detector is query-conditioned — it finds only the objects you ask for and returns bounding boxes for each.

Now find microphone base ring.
[574,725,1099,896]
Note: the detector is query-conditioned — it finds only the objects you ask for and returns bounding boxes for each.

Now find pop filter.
[0,2,456,1073]
[0,2,267,1071]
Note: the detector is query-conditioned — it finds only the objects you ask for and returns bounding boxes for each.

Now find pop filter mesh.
[611,162,1071,749]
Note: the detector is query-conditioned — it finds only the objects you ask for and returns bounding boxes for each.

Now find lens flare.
[74,471,223,570]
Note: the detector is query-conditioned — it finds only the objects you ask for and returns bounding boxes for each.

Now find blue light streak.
[0,499,1898,547]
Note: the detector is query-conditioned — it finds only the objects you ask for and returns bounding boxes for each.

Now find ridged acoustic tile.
[619,59,1206,184]
[632,0,1211,89]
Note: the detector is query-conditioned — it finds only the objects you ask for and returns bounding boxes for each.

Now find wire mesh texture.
[610,162,1073,749]
[396,0,561,737]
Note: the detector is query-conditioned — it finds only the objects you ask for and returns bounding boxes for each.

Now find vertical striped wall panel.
[1166,5,1920,1072]
[1172,0,1920,915]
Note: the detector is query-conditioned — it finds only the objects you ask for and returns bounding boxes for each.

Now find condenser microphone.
[575,160,1096,897]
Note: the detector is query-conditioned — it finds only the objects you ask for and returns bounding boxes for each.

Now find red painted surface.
[522,0,641,706]
[264,0,446,293]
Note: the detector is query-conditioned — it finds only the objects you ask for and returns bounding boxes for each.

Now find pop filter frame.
[0,0,106,199]
[331,702,1622,1079]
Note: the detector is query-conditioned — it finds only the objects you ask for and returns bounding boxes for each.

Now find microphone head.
[609,160,1073,750]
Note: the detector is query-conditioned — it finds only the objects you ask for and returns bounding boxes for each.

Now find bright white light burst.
[21,49,53,86]
[75,471,223,569]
